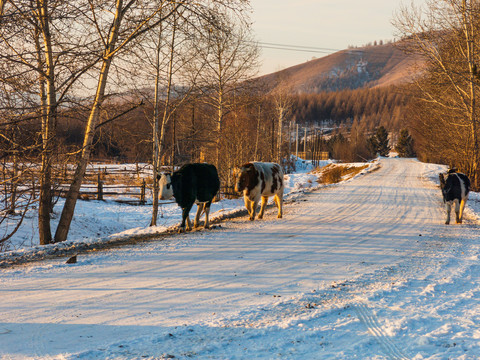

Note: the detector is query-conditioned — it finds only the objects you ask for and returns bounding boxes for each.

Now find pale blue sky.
[250,0,427,75]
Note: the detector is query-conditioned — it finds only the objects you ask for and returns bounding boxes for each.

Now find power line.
[260,44,336,55]
[258,41,345,53]
[254,40,414,63]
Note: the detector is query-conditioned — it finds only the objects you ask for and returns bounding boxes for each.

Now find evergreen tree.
[395,129,415,157]
[367,126,391,157]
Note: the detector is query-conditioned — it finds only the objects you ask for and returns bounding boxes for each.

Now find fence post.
[141,179,146,204]
[97,173,103,201]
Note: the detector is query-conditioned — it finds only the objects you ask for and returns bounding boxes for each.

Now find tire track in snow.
[354,303,410,360]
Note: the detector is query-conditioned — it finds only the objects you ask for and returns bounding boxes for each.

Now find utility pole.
[304,127,307,155]
[295,123,299,159]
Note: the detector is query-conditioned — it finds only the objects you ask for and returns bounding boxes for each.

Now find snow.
[1,158,330,258]
[2,157,480,359]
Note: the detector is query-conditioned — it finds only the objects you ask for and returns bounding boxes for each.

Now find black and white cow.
[235,162,284,221]
[159,163,220,232]
[439,169,470,224]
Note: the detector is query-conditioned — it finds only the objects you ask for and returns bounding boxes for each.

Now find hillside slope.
[258,42,422,94]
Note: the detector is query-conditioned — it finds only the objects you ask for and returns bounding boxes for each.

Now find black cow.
[159,163,220,232]
[439,169,470,224]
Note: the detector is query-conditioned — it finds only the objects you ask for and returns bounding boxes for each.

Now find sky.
[250,0,427,75]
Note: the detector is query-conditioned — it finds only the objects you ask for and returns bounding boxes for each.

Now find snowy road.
[2,158,480,359]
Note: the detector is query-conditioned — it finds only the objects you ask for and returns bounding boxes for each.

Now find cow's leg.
[245,196,259,221]
[250,198,259,221]
[258,196,268,219]
[274,192,283,218]
[244,196,253,220]
[459,199,466,224]
[203,200,212,228]
[457,198,467,224]
[445,201,452,225]
[194,203,204,228]
[459,195,468,224]
[243,196,258,221]
[454,199,461,223]
[179,204,194,232]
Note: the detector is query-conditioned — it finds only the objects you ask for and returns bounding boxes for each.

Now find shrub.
[321,166,343,184]
[318,164,369,184]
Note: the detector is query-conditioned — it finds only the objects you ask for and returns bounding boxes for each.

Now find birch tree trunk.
[463,0,479,188]
[54,0,124,243]
[277,107,283,163]
[150,27,163,227]
[37,1,57,245]
[151,12,177,226]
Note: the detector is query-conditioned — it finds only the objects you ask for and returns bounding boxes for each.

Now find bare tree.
[394,0,480,187]
[270,80,293,165]
[140,6,208,226]
[188,12,259,179]
[56,0,251,240]
[54,1,185,243]
[0,0,98,244]
[1,0,254,245]
[146,6,172,226]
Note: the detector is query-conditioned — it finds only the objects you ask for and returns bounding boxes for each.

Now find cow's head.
[234,163,256,193]
[158,173,174,200]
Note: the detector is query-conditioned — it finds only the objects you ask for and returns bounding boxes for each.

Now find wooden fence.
[53,179,240,205]
[55,165,153,205]
[3,164,241,210]
[55,178,148,205]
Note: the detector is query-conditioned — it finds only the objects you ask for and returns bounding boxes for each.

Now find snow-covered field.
[2,158,480,359]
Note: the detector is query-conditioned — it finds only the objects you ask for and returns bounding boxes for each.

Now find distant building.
[298,151,330,161]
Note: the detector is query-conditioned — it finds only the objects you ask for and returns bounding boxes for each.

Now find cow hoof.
[257,215,263,220]
[249,217,255,221]
[277,215,282,219]
[445,221,450,225]
[178,227,186,233]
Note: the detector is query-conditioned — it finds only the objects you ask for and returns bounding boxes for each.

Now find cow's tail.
[439,173,446,190]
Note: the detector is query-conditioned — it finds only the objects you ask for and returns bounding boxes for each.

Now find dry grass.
[317,163,369,184]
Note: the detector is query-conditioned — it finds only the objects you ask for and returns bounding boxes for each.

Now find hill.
[257,42,422,94]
